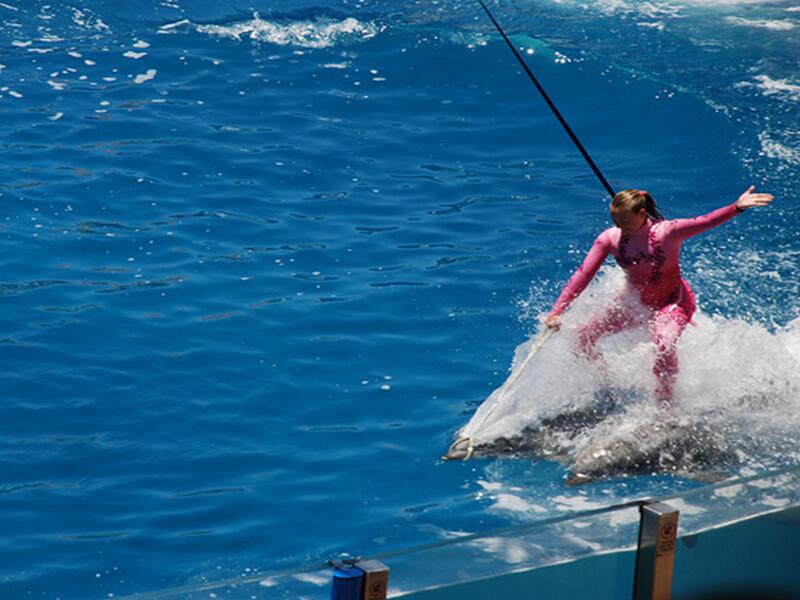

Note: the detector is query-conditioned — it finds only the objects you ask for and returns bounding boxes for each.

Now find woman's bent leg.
[651,305,691,406]
[577,305,638,362]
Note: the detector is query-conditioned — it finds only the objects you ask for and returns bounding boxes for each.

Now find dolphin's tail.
[442,436,474,461]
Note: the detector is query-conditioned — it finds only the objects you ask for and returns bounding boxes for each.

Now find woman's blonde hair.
[611,189,664,221]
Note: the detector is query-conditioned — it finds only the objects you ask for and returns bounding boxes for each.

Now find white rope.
[459,326,556,460]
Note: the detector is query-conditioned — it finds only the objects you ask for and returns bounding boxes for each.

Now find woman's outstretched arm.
[670,185,774,241]
[547,231,612,328]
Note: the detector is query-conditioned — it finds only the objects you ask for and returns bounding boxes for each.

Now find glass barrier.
[666,467,800,600]
[655,464,800,535]
[114,463,800,599]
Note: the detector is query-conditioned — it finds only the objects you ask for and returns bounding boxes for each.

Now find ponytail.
[611,189,664,222]
[642,191,664,221]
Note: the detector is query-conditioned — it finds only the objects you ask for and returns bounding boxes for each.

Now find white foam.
[637,20,667,29]
[158,18,190,32]
[751,74,800,101]
[588,0,684,18]
[477,479,503,491]
[559,532,603,551]
[578,0,798,12]
[607,508,641,527]
[724,15,796,29]
[70,7,110,32]
[491,493,547,514]
[291,572,330,586]
[714,483,743,498]
[758,131,800,164]
[664,498,705,516]
[476,536,533,563]
[761,495,789,507]
[133,69,157,84]
[686,0,800,4]
[160,13,380,49]
[552,495,607,511]
[123,51,147,60]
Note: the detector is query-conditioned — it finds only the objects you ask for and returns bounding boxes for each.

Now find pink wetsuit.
[549,202,742,403]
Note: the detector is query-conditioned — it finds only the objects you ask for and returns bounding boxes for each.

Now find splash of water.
[462,267,800,475]
[159,12,381,48]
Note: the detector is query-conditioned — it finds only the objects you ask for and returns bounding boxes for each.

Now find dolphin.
[565,419,737,486]
[444,395,736,484]
[443,392,618,462]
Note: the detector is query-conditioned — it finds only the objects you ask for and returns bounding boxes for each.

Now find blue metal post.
[331,565,365,600]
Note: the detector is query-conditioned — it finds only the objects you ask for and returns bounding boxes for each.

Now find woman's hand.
[736,185,774,211]
[545,314,561,330]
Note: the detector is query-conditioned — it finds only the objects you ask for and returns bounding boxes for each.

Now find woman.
[545,186,774,405]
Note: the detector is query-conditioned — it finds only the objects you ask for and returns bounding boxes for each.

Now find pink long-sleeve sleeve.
[668,202,741,241]
[549,231,612,317]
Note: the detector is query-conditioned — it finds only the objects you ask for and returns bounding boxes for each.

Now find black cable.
[477,0,616,198]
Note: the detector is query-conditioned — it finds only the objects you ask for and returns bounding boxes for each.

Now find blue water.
[1,0,798,597]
